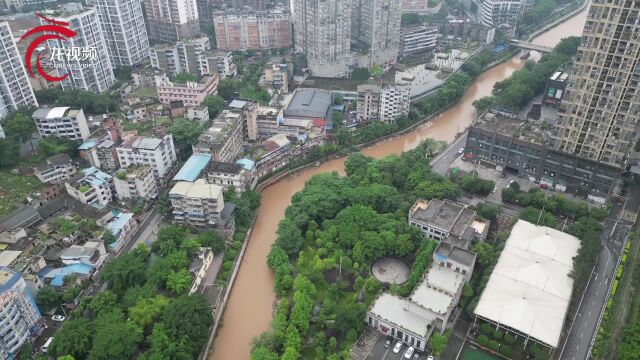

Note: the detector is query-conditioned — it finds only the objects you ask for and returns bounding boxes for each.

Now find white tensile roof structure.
[474,220,581,348]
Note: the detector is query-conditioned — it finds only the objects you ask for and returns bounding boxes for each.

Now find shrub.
[488,340,499,351]
[504,333,516,344]
[499,344,512,357]
[477,335,489,347]
[493,329,504,339]
[480,323,493,335]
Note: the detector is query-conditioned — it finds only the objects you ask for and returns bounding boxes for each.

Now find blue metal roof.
[41,263,93,282]
[78,139,99,150]
[107,212,134,236]
[235,158,255,171]
[173,153,212,182]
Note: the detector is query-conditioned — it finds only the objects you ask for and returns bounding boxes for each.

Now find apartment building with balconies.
[114,165,158,200]
[32,107,90,141]
[169,179,225,228]
[0,268,41,360]
[65,167,114,207]
[116,133,177,184]
[156,74,218,107]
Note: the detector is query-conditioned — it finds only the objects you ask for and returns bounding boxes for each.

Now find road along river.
[210,6,591,359]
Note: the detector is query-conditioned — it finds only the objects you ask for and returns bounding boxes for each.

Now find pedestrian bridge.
[509,40,554,53]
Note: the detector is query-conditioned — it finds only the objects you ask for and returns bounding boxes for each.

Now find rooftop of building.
[119,133,165,150]
[410,264,465,315]
[235,158,255,171]
[208,161,243,175]
[105,212,134,237]
[262,133,290,152]
[472,112,553,145]
[0,267,18,287]
[435,242,476,267]
[173,154,212,182]
[357,84,381,93]
[48,154,73,166]
[283,88,332,119]
[369,293,436,337]
[195,111,241,148]
[116,165,152,180]
[549,71,569,82]
[409,199,476,238]
[33,106,78,119]
[169,179,223,200]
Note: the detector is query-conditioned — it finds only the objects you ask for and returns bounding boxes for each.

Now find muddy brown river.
[210,6,591,359]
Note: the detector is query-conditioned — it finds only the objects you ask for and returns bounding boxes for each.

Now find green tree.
[472,242,494,269]
[217,79,238,100]
[38,137,78,157]
[87,291,119,318]
[36,286,61,312]
[142,324,192,360]
[88,310,143,360]
[168,118,205,160]
[114,66,132,81]
[166,269,193,295]
[351,68,371,80]
[18,342,33,360]
[472,96,495,113]
[203,95,225,118]
[428,331,450,357]
[128,295,170,329]
[100,253,147,296]
[161,295,213,358]
[3,112,36,146]
[370,65,384,78]
[173,72,197,83]
[49,318,93,359]
[0,138,20,168]
[197,230,225,253]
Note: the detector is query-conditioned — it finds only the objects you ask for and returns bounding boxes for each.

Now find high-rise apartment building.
[401,0,430,13]
[351,0,401,67]
[213,9,291,51]
[293,0,352,77]
[554,0,640,169]
[0,268,41,360]
[150,37,211,77]
[0,22,38,119]
[480,0,524,29]
[144,0,200,42]
[356,84,381,122]
[45,6,116,93]
[90,0,150,66]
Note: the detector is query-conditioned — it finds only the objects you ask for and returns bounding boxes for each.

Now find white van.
[42,337,54,353]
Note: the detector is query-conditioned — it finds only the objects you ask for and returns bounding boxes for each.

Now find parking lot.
[364,333,431,360]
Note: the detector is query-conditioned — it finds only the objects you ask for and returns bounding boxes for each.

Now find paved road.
[558,200,629,360]
[121,210,163,254]
[431,134,467,175]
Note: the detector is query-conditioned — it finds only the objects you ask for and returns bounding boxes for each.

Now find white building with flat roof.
[366,242,475,351]
[33,154,77,184]
[116,133,177,184]
[32,107,90,141]
[114,165,158,200]
[169,179,225,228]
[474,220,580,349]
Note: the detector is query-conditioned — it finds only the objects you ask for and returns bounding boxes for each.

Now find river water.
[210,6,590,359]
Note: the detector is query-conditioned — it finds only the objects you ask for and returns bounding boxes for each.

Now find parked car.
[427,355,435,360]
[393,341,403,353]
[384,338,391,348]
[458,147,464,154]
[404,346,415,359]
[413,352,421,359]
[51,315,65,322]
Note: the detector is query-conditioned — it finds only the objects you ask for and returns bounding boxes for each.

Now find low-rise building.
[186,106,210,123]
[104,212,138,253]
[0,267,41,359]
[542,71,569,107]
[228,99,260,141]
[366,243,475,351]
[255,133,291,177]
[114,165,158,201]
[283,88,332,127]
[65,167,114,208]
[33,154,76,184]
[208,51,237,79]
[192,110,244,162]
[32,107,90,141]
[408,199,489,249]
[401,24,438,55]
[236,158,257,190]
[169,180,225,228]
[260,63,289,94]
[464,112,618,203]
[59,241,107,268]
[206,161,251,194]
[356,84,381,122]
[117,133,177,184]
[380,83,411,123]
[78,138,121,171]
[156,75,218,107]
[438,18,494,44]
